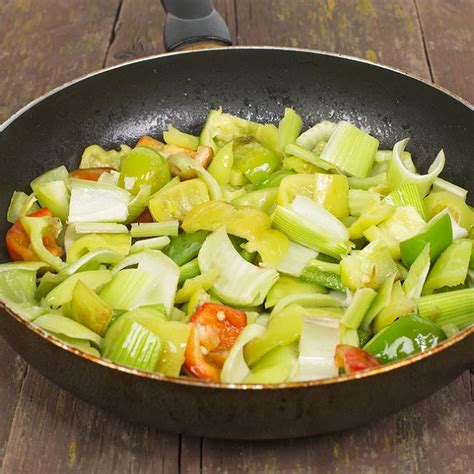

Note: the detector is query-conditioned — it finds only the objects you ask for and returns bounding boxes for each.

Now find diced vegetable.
[341,288,377,329]
[276,108,303,155]
[163,124,199,150]
[334,344,380,374]
[130,220,179,238]
[296,120,336,150]
[80,144,129,169]
[320,121,379,178]
[66,233,131,263]
[7,192,39,224]
[424,192,473,230]
[313,173,349,218]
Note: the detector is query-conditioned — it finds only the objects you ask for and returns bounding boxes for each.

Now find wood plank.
[0,0,121,123]
[198,376,473,473]
[415,0,474,103]
[105,0,236,67]
[1,368,180,474]
[0,344,27,467]
[234,0,430,79]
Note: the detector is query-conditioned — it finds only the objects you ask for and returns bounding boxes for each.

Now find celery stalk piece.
[66,233,131,263]
[267,241,318,277]
[73,223,129,234]
[349,202,395,239]
[148,178,209,222]
[418,288,474,329]
[293,317,340,381]
[33,181,70,222]
[373,281,416,332]
[403,244,431,300]
[125,184,152,224]
[0,261,48,273]
[341,240,398,291]
[432,177,468,201]
[198,228,278,306]
[20,216,65,272]
[30,165,69,188]
[387,139,445,196]
[168,154,222,200]
[130,220,179,238]
[0,268,45,321]
[341,288,377,329]
[80,144,130,169]
[399,212,453,267]
[422,240,472,295]
[384,183,428,220]
[361,274,396,330]
[130,236,170,254]
[296,120,336,150]
[348,189,381,217]
[339,324,360,347]
[320,121,379,178]
[68,179,131,223]
[70,280,113,336]
[163,125,199,150]
[7,191,39,223]
[103,318,164,371]
[244,343,298,384]
[285,144,333,171]
[55,335,100,356]
[264,275,326,309]
[98,170,120,187]
[34,313,103,349]
[244,304,306,366]
[313,173,349,218]
[60,249,124,277]
[440,323,459,337]
[221,324,266,383]
[175,269,220,304]
[271,293,344,315]
[45,270,112,308]
[208,141,234,186]
[179,258,201,284]
[277,108,303,155]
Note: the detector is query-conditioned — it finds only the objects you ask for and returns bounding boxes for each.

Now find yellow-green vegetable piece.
[70,280,113,336]
[175,269,220,304]
[244,304,305,366]
[277,173,314,206]
[313,173,349,218]
[148,178,209,222]
[348,202,394,239]
[341,240,398,291]
[80,144,130,169]
[119,146,170,195]
[66,233,131,263]
[265,275,326,309]
[422,240,472,295]
[424,192,473,230]
[378,206,426,242]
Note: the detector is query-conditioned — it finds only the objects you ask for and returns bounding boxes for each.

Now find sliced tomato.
[184,302,247,381]
[133,208,154,223]
[334,344,380,374]
[6,208,63,261]
[69,167,115,181]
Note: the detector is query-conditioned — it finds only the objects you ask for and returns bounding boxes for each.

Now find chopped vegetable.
[334,344,380,374]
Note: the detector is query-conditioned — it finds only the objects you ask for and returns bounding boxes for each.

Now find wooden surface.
[0,0,473,472]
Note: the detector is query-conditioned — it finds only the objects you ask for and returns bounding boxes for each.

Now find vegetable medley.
[1,108,473,383]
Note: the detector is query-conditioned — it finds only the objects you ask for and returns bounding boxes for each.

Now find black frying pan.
[0,1,472,440]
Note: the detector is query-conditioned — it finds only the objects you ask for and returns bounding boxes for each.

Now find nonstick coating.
[0,48,472,439]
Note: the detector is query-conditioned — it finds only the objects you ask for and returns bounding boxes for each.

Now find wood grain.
[1,367,180,474]
[234,0,431,79]
[415,0,474,104]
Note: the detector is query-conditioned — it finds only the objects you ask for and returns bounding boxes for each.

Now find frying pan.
[0,0,472,440]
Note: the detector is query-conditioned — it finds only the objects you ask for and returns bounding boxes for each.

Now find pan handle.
[161,0,232,51]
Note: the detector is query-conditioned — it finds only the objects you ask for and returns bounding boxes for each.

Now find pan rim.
[0,46,472,390]
[1,46,472,133]
[1,299,472,390]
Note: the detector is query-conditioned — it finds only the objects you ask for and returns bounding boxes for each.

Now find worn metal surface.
[0,0,473,471]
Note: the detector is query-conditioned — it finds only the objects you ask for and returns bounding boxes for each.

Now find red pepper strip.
[184,303,247,381]
[6,208,63,261]
[334,344,380,374]
[69,167,115,181]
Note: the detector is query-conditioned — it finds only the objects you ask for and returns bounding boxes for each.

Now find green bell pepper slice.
[364,314,446,363]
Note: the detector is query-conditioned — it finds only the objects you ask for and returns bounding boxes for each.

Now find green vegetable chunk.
[364,314,446,363]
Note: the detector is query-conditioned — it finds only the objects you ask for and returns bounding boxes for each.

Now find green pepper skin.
[166,231,208,266]
[300,266,345,292]
[119,146,170,195]
[364,314,446,363]
[256,169,295,189]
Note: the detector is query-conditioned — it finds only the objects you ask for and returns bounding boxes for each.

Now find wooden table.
[1,1,473,472]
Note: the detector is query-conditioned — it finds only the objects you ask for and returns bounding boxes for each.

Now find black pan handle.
[161,0,232,51]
